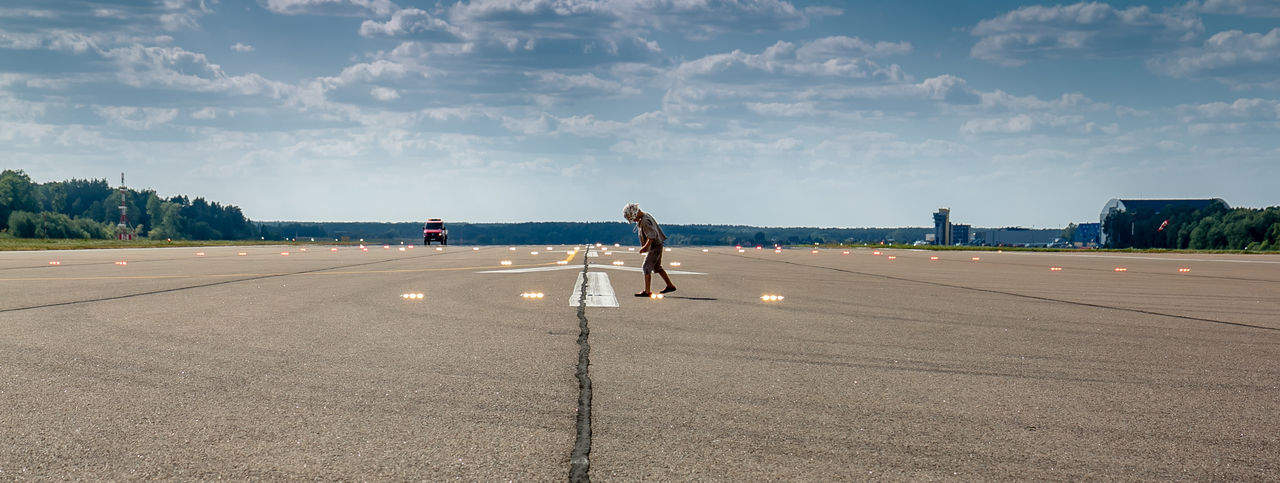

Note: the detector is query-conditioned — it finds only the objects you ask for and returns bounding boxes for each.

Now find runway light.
[1115,267,1128,272]
[300,248,307,252]
[401,293,424,300]
[702,249,709,252]
[756,246,763,250]
[399,247,406,252]
[738,249,745,253]
[557,260,569,265]
[49,261,61,265]
[628,247,635,252]
[665,247,671,252]
[930,256,939,261]
[614,243,620,247]
[843,251,850,255]
[473,247,480,251]
[115,261,127,266]
[873,251,881,255]
[238,252,247,256]
[670,262,681,267]
[531,251,539,255]
[613,260,625,266]
[1050,266,1063,271]
[760,294,785,302]
[520,292,545,299]
[887,256,897,260]
[383,245,390,249]
[510,247,517,251]
[775,249,782,253]
[281,252,290,256]
[1178,268,1192,273]
[500,260,513,266]
[361,247,369,252]
[811,249,820,254]
[604,251,613,256]
[972,257,981,261]
[330,247,338,252]
[650,293,664,299]
[195,252,205,257]
[407,245,414,249]
[435,247,443,251]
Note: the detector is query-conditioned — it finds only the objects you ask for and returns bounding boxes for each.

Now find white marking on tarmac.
[570,271,618,307]
[476,265,582,274]
[586,264,706,275]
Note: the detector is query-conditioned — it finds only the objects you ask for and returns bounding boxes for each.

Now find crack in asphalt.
[569,255,593,482]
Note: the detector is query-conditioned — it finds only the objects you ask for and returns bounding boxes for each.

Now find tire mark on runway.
[721,253,1279,332]
[0,252,452,314]
[569,253,593,482]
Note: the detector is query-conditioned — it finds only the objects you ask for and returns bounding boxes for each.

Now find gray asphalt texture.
[1,245,1277,480]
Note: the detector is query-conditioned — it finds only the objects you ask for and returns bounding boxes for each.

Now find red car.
[423,218,448,245]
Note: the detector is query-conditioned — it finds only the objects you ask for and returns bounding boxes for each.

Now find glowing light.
[435,247,443,251]
[775,249,782,253]
[650,293,664,300]
[473,247,480,251]
[330,248,338,252]
[531,251,539,255]
[628,247,635,252]
[873,251,882,255]
[361,247,369,252]
[500,260,513,266]
[1115,267,1128,272]
[760,294,785,302]
[613,260,625,266]
[557,260,569,265]
[842,251,850,255]
[281,252,290,256]
[1178,268,1192,273]
[971,257,981,261]
[670,262,681,267]
[547,247,554,250]
[702,249,709,252]
[664,248,671,252]
[1050,267,1063,271]
[359,244,366,249]
[49,261,61,266]
[614,243,620,247]
[401,293,424,300]
[115,261,127,266]
[510,247,517,251]
[756,246,763,250]
[811,249,820,254]
[604,252,613,256]
[383,245,390,249]
[930,256,939,261]
[300,248,307,252]
[520,292,546,299]
[887,256,897,260]
[238,252,247,256]
[399,247,406,252]
[195,252,205,257]
[738,249,745,253]
[735,245,742,250]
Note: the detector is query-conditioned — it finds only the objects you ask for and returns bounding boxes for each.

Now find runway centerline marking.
[570,272,618,307]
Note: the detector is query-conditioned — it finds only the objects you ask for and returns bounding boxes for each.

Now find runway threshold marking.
[569,271,618,307]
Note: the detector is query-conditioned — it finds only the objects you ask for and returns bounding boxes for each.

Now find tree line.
[1103,200,1280,250]
[1,169,253,240]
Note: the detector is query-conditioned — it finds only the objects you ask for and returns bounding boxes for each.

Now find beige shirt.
[636,212,667,246]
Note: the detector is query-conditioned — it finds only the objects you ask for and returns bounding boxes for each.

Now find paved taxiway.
[1,245,1277,479]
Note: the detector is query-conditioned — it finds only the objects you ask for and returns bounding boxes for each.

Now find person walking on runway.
[623,203,677,297]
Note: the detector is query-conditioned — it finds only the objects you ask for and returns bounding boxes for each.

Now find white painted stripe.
[587,251,600,258]
[569,271,619,307]
[586,264,706,275]
[477,265,582,274]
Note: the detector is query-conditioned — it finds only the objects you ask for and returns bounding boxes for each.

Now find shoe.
[634,291,652,297]
[660,286,677,294]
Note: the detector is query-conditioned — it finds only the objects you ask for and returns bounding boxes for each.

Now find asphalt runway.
[1,245,1277,480]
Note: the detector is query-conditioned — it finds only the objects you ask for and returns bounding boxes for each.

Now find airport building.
[933,208,951,246]
[972,228,1061,247]
[1099,198,1228,245]
[1075,223,1100,247]
[951,224,971,246]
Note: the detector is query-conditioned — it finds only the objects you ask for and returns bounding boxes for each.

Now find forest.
[1103,200,1280,250]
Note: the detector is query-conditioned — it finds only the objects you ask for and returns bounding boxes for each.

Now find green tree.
[0,169,40,232]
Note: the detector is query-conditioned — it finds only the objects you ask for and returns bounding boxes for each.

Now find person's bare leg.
[644,273,653,293]
[658,271,676,291]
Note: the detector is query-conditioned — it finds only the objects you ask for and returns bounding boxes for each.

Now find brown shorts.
[643,244,665,275]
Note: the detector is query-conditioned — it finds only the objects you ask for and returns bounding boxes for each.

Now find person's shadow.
[662,296,717,301]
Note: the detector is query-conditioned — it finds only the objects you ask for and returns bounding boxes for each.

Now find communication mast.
[117,172,133,240]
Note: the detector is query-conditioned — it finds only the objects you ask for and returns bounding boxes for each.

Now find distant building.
[1076,222,1100,247]
[951,224,970,245]
[1099,198,1228,245]
[933,208,951,246]
[975,228,1061,247]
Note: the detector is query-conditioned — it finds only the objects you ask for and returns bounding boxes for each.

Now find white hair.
[622,203,640,221]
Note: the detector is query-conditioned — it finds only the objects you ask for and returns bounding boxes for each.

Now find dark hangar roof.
[1112,198,1229,213]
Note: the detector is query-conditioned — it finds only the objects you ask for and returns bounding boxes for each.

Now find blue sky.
[3,0,1278,227]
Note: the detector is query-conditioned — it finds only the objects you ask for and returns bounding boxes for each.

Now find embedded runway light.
[756,246,763,250]
[613,260,625,266]
[435,247,443,251]
[775,249,782,253]
[930,256,939,261]
[670,262,681,267]
[401,293,424,300]
[531,251,539,255]
[628,247,634,252]
[196,252,205,257]
[811,249,820,254]
[473,247,480,251]
[361,247,369,252]
[281,252,290,256]
[873,251,881,255]
[49,261,61,265]
[887,256,897,260]
[300,248,307,252]
[702,249,709,252]
[736,245,742,250]
[383,245,390,249]
[1178,268,1192,273]
[547,246,554,251]
[407,245,414,249]
[650,293,664,299]
[115,261,127,266]
[614,243,620,247]
[738,249,745,253]
[1115,267,1128,272]
[520,292,546,299]
[971,257,981,261]
[760,294,785,302]
[1050,267,1063,271]
[843,251,850,255]
[399,247,406,252]
[557,260,569,265]
[604,251,613,256]
[510,247,517,251]
[500,260,513,266]
[330,248,338,252]
[238,252,247,256]
[664,247,671,252]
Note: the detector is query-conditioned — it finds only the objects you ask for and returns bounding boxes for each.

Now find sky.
[2,0,1279,228]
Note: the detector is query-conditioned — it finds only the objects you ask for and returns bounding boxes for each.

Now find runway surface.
[1,244,1277,480]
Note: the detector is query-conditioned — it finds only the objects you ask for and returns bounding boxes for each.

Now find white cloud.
[93,105,180,129]
[370,86,400,100]
[962,114,1035,134]
[358,8,463,40]
[1179,0,1280,17]
[1177,98,1280,120]
[675,37,910,80]
[231,42,255,52]
[259,0,397,17]
[1147,28,1280,88]
[970,2,1202,66]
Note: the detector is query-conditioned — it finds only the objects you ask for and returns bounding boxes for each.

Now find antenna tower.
[117,172,133,240]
